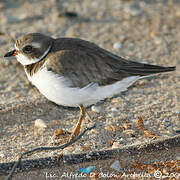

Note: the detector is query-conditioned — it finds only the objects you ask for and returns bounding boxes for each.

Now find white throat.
[15,46,51,66]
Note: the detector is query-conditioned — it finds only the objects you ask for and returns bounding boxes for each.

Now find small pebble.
[91,1,99,7]
[110,160,121,171]
[111,97,121,103]
[154,37,162,44]
[136,79,147,86]
[34,119,47,136]
[113,42,122,50]
[91,105,103,113]
[112,141,121,149]
[54,128,64,137]
[111,107,118,112]
[124,5,142,16]
[0,153,5,158]
[34,119,47,128]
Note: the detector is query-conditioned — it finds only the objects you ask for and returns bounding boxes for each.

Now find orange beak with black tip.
[4,50,18,57]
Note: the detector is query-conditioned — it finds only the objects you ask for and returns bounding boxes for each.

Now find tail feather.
[120,63,176,76]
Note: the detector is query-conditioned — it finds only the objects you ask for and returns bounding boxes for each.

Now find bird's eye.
[23,45,33,53]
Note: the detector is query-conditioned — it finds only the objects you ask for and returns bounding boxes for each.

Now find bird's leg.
[69,105,86,140]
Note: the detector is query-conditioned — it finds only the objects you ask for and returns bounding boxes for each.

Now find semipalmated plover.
[4,33,176,139]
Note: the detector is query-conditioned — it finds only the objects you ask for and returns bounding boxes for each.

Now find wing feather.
[45,38,175,88]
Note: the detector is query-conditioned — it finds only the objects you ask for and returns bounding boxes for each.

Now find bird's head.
[4,33,53,65]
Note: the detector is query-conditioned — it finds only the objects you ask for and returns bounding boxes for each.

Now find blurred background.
[0,0,179,62]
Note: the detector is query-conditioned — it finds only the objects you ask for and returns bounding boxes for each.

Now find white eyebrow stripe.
[30,42,41,49]
[15,42,41,51]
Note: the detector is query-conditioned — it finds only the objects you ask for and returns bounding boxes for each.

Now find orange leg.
[69,105,86,140]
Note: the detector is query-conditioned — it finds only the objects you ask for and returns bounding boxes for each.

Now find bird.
[4,33,176,139]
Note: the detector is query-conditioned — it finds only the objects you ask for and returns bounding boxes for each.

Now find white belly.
[27,67,140,107]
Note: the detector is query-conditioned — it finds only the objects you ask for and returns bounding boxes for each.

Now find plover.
[4,33,176,139]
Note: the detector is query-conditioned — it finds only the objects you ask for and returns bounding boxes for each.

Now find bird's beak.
[4,49,18,57]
